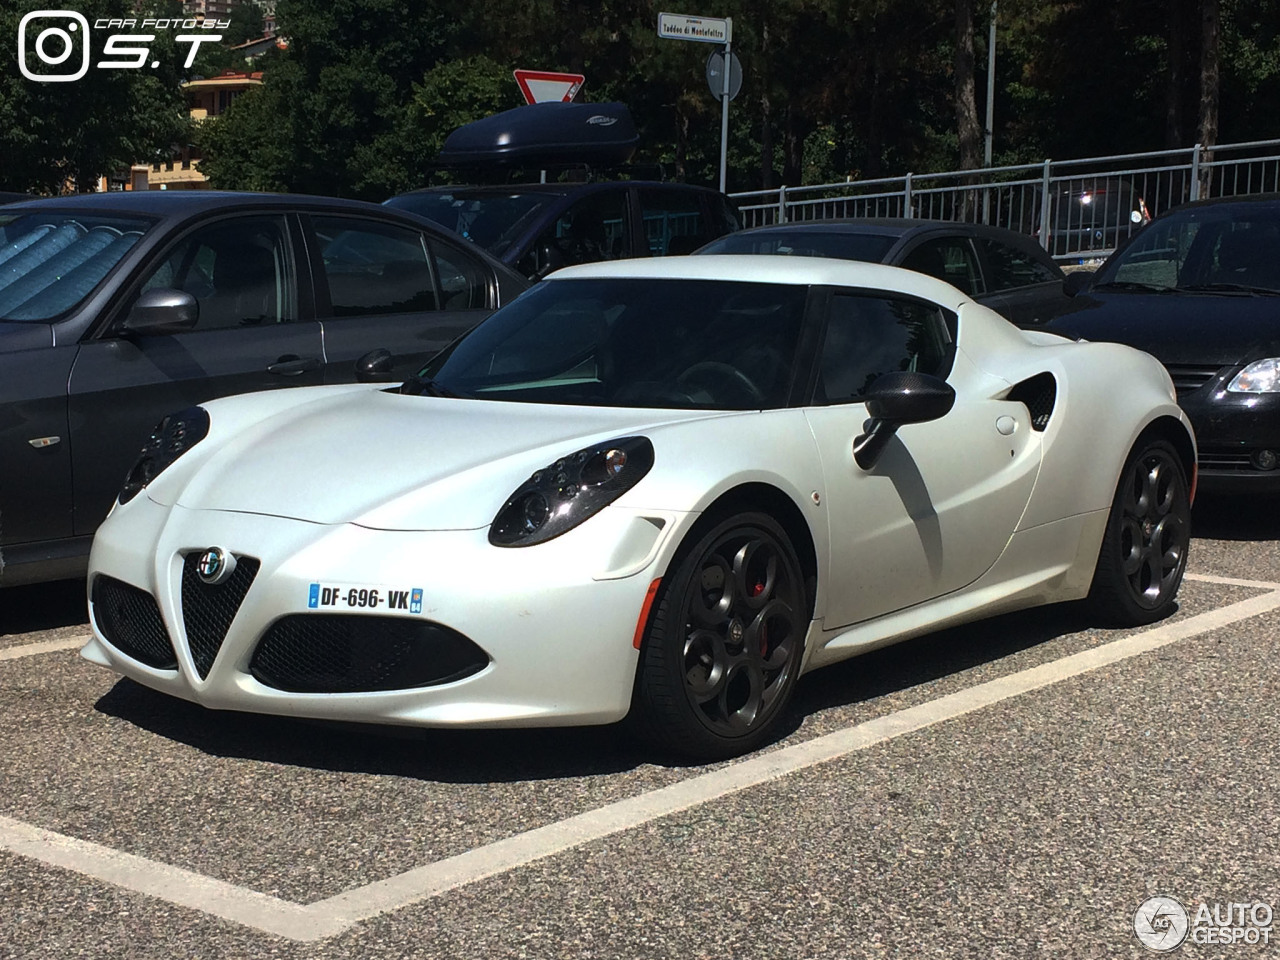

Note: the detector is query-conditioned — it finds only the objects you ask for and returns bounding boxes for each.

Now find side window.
[815,293,952,404]
[429,240,489,310]
[133,216,295,331]
[900,239,983,296]
[640,188,711,256]
[312,216,438,317]
[980,238,1059,290]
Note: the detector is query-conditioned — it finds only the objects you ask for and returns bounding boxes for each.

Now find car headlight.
[489,436,655,547]
[118,407,210,504]
[1227,359,1280,393]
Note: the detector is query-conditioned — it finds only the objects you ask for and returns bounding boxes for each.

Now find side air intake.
[1007,373,1057,431]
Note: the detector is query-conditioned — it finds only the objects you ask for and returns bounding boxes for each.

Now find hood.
[0,321,54,351]
[1046,289,1280,366]
[167,388,733,529]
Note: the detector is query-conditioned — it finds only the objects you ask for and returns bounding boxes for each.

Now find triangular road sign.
[513,69,585,104]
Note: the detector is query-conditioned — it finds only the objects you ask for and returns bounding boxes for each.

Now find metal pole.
[719,19,732,193]
[983,2,997,223]
[984,1,996,168]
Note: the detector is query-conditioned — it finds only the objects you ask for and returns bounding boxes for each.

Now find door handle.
[267,355,321,376]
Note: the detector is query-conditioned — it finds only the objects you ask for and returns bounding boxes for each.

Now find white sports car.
[82,257,1195,759]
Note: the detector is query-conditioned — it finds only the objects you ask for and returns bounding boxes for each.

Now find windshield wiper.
[1090,280,1175,293]
[400,373,467,398]
[1175,282,1280,296]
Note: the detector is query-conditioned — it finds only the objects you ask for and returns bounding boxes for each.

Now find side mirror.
[1062,271,1093,298]
[532,239,566,280]
[355,347,395,383]
[854,371,956,470]
[123,288,198,334]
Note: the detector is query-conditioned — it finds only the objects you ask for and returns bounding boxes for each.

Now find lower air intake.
[91,575,177,669]
[249,615,489,693]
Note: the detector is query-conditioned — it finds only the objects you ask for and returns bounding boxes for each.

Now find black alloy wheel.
[1089,439,1191,625]
[631,512,807,759]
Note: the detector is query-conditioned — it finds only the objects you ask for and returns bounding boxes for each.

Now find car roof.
[0,190,406,218]
[1165,192,1280,214]
[395,180,723,200]
[726,218,1031,241]
[548,252,973,302]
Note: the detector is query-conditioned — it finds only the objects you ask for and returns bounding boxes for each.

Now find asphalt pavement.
[0,495,1276,959]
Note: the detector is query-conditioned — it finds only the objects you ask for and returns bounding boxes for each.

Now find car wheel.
[1088,439,1191,626]
[631,512,807,760]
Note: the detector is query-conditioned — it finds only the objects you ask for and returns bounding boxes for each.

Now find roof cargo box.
[437,102,639,168]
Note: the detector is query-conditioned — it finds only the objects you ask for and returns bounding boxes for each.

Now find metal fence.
[728,138,1280,260]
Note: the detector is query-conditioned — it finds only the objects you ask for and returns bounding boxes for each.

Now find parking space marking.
[0,636,86,662]
[3,586,1279,942]
[0,815,342,941]
[1184,571,1280,590]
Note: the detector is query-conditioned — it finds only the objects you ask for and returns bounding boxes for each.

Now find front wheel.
[630,512,808,760]
[1087,439,1191,626]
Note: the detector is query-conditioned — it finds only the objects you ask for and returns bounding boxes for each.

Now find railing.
[729,138,1280,260]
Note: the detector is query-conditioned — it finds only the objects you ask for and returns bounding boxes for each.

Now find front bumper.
[83,495,680,727]
[1180,385,1280,491]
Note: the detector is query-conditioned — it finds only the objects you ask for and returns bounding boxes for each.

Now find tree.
[0,0,190,193]
[954,0,983,170]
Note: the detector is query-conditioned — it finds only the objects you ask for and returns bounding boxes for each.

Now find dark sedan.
[694,219,1071,326]
[1047,194,1280,491]
[0,191,526,586]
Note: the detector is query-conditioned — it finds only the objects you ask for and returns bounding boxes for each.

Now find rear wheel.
[630,512,807,760]
[1088,439,1191,625]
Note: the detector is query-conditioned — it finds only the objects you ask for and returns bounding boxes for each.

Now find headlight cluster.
[118,407,210,504]
[489,436,654,547]
[1228,359,1280,393]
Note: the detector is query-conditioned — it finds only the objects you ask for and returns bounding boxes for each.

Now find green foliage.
[7,0,1280,196]
[0,0,189,193]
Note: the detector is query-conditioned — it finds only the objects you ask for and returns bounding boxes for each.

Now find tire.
[630,512,808,760]
[1087,438,1191,626]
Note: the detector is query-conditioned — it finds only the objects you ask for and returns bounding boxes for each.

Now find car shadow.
[93,600,1093,783]
[1191,492,1280,541]
[0,577,88,637]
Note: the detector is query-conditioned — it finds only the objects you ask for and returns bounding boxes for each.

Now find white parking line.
[2,587,1279,942]
[0,636,86,662]
[1184,571,1280,590]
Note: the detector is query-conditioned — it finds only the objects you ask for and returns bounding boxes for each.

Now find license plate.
[307,582,423,614]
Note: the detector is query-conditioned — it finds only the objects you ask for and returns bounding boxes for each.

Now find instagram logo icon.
[18,10,90,82]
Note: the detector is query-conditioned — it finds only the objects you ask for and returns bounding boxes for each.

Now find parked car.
[0,191,526,586]
[695,218,1071,326]
[385,102,740,280]
[1047,194,1280,491]
[387,181,740,281]
[83,256,1193,759]
[1034,177,1151,257]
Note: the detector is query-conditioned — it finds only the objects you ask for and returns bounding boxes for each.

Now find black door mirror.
[1062,270,1093,297]
[854,371,956,470]
[355,347,395,383]
[123,288,199,334]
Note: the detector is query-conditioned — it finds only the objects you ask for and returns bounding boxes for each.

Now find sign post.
[658,12,734,192]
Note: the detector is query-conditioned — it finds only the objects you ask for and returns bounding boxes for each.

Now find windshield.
[0,212,151,321]
[418,278,809,410]
[1096,205,1280,292]
[698,230,896,263]
[386,191,556,256]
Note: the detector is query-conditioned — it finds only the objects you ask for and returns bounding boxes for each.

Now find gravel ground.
[0,496,1276,959]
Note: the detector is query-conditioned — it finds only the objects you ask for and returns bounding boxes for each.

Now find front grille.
[91,576,176,669]
[249,615,489,693]
[1164,363,1223,395]
[180,553,260,679]
[1198,452,1254,471]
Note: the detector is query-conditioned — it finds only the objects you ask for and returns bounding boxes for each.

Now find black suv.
[387,181,740,281]
[386,102,740,279]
